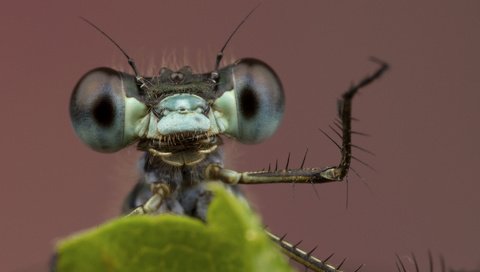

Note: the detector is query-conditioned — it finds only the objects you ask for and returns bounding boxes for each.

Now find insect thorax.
[123,145,243,221]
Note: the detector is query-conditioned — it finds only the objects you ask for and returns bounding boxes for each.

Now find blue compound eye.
[70,68,147,152]
[213,58,285,144]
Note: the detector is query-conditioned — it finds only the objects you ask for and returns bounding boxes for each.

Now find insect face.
[65,10,389,272]
[70,58,285,166]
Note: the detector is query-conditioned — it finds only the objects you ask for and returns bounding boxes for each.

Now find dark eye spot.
[239,86,259,119]
[93,95,115,127]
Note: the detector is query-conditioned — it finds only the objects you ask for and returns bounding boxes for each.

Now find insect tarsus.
[270,59,389,272]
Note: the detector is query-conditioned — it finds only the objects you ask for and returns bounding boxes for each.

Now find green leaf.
[55,183,294,272]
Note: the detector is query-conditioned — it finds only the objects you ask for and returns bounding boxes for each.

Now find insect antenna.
[214,3,261,71]
[80,17,141,78]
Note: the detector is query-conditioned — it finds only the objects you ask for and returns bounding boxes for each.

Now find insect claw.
[336,257,347,270]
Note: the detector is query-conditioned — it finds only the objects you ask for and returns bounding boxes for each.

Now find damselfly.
[66,6,388,272]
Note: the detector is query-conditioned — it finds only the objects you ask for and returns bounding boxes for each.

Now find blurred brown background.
[1,1,479,271]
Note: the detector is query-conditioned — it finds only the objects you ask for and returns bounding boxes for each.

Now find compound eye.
[214,58,285,143]
[70,68,147,152]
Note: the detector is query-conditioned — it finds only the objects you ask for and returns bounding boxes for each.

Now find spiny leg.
[205,58,388,272]
[268,231,345,272]
[205,58,389,185]
[128,183,171,216]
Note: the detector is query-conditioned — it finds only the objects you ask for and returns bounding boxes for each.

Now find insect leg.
[127,183,171,216]
[267,231,343,272]
[205,58,389,185]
